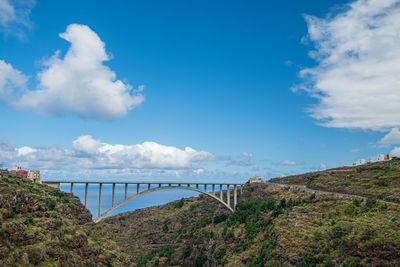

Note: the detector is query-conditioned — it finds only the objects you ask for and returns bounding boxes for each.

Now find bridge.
[43,180,245,223]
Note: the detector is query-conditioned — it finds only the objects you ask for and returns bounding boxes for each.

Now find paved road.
[265,182,400,206]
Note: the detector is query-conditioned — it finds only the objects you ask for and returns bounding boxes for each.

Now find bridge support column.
[196,184,199,189]
[220,184,223,199]
[169,184,171,187]
[85,183,88,208]
[112,183,116,207]
[178,183,181,187]
[137,184,140,194]
[212,184,215,195]
[125,184,128,200]
[227,184,230,207]
[187,184,190,187]
[70,182,74,194]
[98,183,102,217]
[148,184,151,190]
[159,184,161,188]
[234,186,237,209]
[204,184,207,192]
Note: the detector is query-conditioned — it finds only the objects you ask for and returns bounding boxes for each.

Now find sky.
[1,0,400,184]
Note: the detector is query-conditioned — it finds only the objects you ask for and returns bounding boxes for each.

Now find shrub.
[194,253,206,267]
[162,223,168,233]
[365,196,377,209]
[213,214,227,224]
[344,204,358,216]
[183,244,191,258]
[174,198,185,208]
[214,245,226,263]
[298,248,317,267]
[24,213,34,224]
[377,179,388,187]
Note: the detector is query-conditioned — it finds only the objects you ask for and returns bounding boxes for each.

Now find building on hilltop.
[28,170,42,184]
[10,166,28,179]
[249,177,264,183]
[384,154,397,161]
[353,159,366,166]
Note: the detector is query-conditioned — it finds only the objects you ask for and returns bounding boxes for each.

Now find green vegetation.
[0,174,130,266]
[270,160,400,203]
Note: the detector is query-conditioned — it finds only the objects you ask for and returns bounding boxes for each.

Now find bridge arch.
[93,186,233,223]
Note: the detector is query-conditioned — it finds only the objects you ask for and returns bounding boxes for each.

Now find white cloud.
[379,128,400,146]
[297,0,400,131]
[350,148,360,153]
[0,24,144,119]
[0,60,28,101]
[391,147,400,156]
[0,135,214,170]
[273,160,304,166]
[0,0,35,37]
[319,163,327,170]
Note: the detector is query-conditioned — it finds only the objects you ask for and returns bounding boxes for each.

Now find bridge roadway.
[43,180,245,223]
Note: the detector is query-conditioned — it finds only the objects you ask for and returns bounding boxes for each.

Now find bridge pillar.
[112,183,116,207]
[137,184,140,194]
[169,184,171,187]
[234,186,237,209]
[204,184,207,192]
[98,183,103,217]
[220,184,223,199]
[125,184,128,200]
[159,183,161,188]
[178,183,181,187]
[196,184,199,189]
[85,183,88,208]
[187,184,190,187]
[148,184,151,190]
[70,182,74,194]
[227,184,230,207]
[212,184,215,195]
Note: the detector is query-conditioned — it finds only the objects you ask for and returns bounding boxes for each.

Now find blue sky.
[1,0,400,183]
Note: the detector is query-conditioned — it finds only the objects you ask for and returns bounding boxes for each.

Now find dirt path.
[265,182,400,206]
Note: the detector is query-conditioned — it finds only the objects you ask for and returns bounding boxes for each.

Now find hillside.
[270,159,400,203]
[0,174,130,266]
[99,178,400,266]
[1,160,400,266]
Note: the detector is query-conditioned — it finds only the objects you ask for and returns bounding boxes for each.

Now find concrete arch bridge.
[43,181,244,223]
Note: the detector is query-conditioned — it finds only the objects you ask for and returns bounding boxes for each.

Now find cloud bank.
[0,135,214,170]
[379,128,400,146]
[0,24,144,119]
[298,0,400,131]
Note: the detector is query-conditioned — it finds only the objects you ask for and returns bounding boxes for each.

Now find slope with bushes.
[0,174,130,266]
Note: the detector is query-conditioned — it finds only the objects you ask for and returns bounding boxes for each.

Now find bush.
[344,204,358,216]
[213,214,227,224]
[174,198,185,208]
[24,213,34,224]
[214,245,226,263]
[365,196,377,209]
[162,223,168,233]
[183,244,191,258]
[377,179,388,187]
[195,253,206,267]
[298,248,317,267]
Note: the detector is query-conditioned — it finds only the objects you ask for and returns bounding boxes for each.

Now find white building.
[370,154,385,163]
[354,159,366,166]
